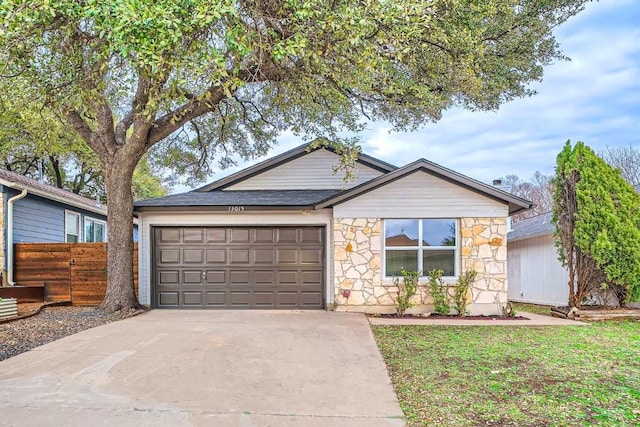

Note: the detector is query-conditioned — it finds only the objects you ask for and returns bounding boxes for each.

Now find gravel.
[0,306,124,361]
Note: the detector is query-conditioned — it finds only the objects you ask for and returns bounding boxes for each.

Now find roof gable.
[196,142,397,192]
[316,159,532,215]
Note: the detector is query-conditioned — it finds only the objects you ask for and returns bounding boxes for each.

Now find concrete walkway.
[369,311,590,326]
[0,310,404,426]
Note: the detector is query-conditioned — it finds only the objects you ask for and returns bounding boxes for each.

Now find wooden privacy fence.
[14,243,139,305]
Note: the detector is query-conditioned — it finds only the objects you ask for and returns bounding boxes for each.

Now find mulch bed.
[0,305,126,361]
[373,313,529,320]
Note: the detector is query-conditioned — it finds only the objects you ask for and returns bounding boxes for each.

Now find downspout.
[7,189,28,286]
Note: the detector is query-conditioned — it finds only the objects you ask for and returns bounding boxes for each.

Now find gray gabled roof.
[0,168,107,216]
[315,158,533,215]
[195,142,397,192]
[507,211,555,242]
[134,189,341,210]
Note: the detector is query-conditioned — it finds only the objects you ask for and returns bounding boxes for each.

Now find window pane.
[385,220,419,247]
[423,249,455,276]
[66,234,78,243]
[385,250,418,277]
[422,219,456,246]
[95,223,105,242]
[66,213,78,234]
[85,222,94,243]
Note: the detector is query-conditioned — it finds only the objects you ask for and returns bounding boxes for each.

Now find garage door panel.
[231,229,250,243]
[183,249,204,263]
[206,291,226,306]
[301,227,322,243]
[277,270,297,285]
[153,226,324,309]
[206,270,226,284]
[206,228,226,243]
[183,271,203,284]
[229,291,251,307]
[255,229,275,243]
[159,249,180,264]
[206,249,226,263]
[158,270,179,285]
[302,270,322,284]
[230,249,250,264]
[158,291,179,306]
[277,249,298,264]
[157,228,180,243]
[230,270,250,284]
[184,228,205,243]
[277,229,297,243]
[255,270,275,284]
[183,292,203,306]
[253,249,275,264]
[301,249,322,264]
[277,292,298,306]
[254,291,275,307]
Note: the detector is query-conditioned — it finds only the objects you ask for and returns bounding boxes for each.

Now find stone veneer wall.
[333,217,508,314]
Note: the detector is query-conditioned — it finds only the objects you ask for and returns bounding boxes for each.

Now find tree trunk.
[100,150,142,313]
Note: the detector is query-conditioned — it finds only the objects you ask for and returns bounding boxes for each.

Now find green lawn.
[512,302,555,316]
[372,321,640,426]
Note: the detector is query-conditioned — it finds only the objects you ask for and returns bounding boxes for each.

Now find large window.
[65,211,81,243]
[384,219,457,277]
[85,217,107,243]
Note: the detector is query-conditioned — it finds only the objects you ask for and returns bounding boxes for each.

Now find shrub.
[453,269,477,316]
[393,269,420,317]
[428,269,450,315]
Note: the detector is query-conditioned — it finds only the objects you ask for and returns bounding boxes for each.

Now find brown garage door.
[153,226,324,309]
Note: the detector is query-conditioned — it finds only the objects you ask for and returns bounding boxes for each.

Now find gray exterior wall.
[12,193,66,243]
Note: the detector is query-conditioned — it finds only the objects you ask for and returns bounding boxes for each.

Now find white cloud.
[172,0,640,193]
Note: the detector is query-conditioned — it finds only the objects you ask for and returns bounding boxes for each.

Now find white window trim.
[84,216,107,243]
[382,218,459,280]
[65,210,82,243]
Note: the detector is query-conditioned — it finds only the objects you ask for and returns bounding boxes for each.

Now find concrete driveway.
[0,310,404,426]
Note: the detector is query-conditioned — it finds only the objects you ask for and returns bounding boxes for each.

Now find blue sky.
[177,0,640,191]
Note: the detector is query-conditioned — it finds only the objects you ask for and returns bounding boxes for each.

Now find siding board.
[507,235,569,306]
[226,150,383,190]
[333,171,508,218]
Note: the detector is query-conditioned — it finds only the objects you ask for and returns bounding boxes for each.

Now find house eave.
[0,178,108,216]
[134,205,318,213]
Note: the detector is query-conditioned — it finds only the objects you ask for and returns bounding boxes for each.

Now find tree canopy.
[553,141,640,307]
[0,0,590,311]
[0,88,168,200]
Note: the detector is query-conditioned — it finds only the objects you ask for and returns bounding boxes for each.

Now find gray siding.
[507,235,569,306]
[12,194,65,243]
[226,149,383,190]
[333,171,509,218]
[7,191,108,244]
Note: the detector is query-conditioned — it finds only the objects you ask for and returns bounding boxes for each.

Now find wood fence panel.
[14,242,139,305]
[70,244,108,306]
[14,243,71,301]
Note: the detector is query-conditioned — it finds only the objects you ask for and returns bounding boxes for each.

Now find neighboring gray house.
[0,169,110,286]
[508,210,640,308]
[135,143,531,314]
[507,212,569,306]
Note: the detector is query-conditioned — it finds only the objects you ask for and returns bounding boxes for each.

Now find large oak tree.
[0,0,588,312]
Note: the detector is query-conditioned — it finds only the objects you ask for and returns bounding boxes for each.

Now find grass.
[372,321,640,426]
[512,302,555,316]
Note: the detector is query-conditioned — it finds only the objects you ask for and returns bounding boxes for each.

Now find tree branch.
[148,84,227,145]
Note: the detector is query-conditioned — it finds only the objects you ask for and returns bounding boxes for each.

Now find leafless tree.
[501,172,554,223]
[601,145,640,187]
